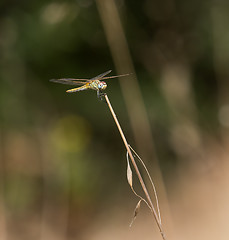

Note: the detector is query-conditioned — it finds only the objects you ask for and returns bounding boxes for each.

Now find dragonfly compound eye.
[99,81,107,90]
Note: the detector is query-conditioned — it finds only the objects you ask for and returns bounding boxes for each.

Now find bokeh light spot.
[219,105,229,128]
[51,114,91,153]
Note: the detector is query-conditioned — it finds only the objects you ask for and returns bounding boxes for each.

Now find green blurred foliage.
[0,0,228,238]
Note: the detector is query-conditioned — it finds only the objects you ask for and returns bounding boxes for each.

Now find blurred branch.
[96,0,156,162]
[0,133,7,240]
[96,0,174,237]
[211,2,229,141]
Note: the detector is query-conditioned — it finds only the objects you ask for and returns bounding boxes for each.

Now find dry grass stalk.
[104,93,166,240]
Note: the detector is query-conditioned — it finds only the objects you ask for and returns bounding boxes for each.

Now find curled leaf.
[127,153,133,187]
[128,145,162,225]
[126,149,152,210]
[129,200,142,227]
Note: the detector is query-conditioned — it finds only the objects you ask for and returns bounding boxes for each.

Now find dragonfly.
[50,70,131,99]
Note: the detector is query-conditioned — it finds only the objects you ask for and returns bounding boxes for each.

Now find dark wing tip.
[104,70,112,75]
[50,79,65,83]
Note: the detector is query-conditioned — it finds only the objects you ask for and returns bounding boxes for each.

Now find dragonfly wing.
[101,73,132,80]
[90,70,112,80]
[50,78,88,85]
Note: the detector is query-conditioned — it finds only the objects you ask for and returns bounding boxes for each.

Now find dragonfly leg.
[97,91,106,101]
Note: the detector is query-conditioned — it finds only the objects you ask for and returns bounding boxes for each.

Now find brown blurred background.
[0,0,229,239]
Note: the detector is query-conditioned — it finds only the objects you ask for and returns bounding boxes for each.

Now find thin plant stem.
[104,93,166,240]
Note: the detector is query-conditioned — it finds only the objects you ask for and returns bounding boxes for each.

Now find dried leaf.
[129,200,142,227]
[127,153,133,187]
[128,145,162,225]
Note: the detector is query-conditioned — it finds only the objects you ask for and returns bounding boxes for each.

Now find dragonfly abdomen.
[66,85,89,93]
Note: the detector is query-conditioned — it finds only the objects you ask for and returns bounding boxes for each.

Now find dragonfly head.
[98,81,107,91]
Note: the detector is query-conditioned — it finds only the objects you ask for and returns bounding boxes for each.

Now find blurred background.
[1,0,229,239]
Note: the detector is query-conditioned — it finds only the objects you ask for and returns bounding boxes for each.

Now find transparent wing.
[101,73,132,80]
[49,70,130,86]
[50,78,89,85]
[90,70,112,80]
